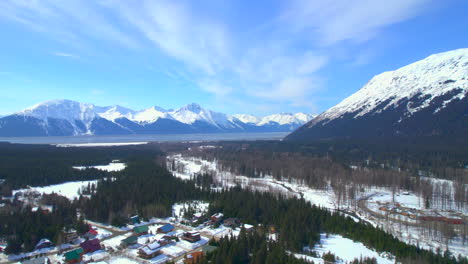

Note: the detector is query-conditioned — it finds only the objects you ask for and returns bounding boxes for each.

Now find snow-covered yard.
[172,200,209,219]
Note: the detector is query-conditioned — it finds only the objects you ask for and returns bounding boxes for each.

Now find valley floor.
[168,153,467,258]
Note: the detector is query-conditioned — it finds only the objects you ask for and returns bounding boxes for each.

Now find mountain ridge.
[0,100,314,137]
[286,48,468,142]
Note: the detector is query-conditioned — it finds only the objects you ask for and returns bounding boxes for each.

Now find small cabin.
[157,223,175,234]
[182,231,201,243]
[64,248,84,264]
[121,235,138,247]
[80,238,102,253]
[130,215,141,224]
[211,213,223,223]
[223,218,240,228]
[85,228,98,239]
[63,229,78,243]
[35,239,54,250]
[138,241,161,259]
[133,225,149,236]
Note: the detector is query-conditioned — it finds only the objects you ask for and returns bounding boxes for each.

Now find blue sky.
[0,0,467,116]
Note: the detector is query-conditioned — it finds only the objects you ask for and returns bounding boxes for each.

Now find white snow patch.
[73,162,126,172]
[13,180,99,200]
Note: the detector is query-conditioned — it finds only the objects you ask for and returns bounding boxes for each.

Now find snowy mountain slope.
[131,106,170,124]
[286,48,468,142]
[95,105,136,121]
[231,114,259,124]
[258,113,315,126]
[16,99,98,135]
[0,100,313,136]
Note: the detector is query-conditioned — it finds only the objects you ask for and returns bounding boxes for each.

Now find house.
[211,213,223,223]
[138,241,162,259]
[35,239,54,250]
[157,238,173,246]
[85,228,98,239]
[130,215,140,224]
[182,231,201,243]
[21,257,51,264]
[133,225,149,236]
[63,229,78,243]
[64,248,84,264]
[120,235,138,247]
[157,223,175,234]
[223,218,240,228]
[184,251,204,264]
[80,239,102,253]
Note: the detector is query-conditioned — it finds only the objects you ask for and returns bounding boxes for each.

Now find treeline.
[0,142,162,190]
[79,156,208,224]
[184,145,466,210]
[201,228,312,264]
[192,140,467,180]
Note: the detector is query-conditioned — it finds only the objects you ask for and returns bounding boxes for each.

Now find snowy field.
[168,154,336,209]
[12,162,126,200]
[56,142,148,147]
[13,179,99,200]
[73,162,127,172]
[294,234,394,264]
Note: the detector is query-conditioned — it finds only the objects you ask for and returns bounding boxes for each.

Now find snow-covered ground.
[108,257,140,264]
[168,154,468,258]
[294,234,394,264]
[168,154,336,209]
[56,142,148,147]
[13,179,99,200]
[172,200,209,219]
[73,162,127,172]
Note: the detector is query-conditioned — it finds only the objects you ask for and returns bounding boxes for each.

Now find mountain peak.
[286,48,468,142]
[180,103,203,113]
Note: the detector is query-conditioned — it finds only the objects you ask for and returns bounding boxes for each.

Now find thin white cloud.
[0,0,437,111]
[283,0,433,45]
[53,52,80,59]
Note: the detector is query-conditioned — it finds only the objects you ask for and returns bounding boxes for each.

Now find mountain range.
[286,48,468,142]
[0,101,314,137]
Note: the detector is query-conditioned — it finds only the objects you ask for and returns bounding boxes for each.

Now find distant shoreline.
[0,132,287,145]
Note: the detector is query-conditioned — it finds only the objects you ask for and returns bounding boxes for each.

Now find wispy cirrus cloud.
[0,0,437,113]
[53,52,80,59]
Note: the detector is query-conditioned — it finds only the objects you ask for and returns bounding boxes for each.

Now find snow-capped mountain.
[0,100,314,137]
[257,113,315,126]
[94,105,136,121]
[231,114,259,124]
[130,106,170,124]
[286,48,468,142]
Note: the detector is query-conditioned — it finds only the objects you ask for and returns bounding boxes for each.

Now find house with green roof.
[64,247,83,264]
[133,225,148,235]
[120,235,138,247]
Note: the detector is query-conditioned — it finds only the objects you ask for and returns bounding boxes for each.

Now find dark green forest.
[0,142,466,263]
